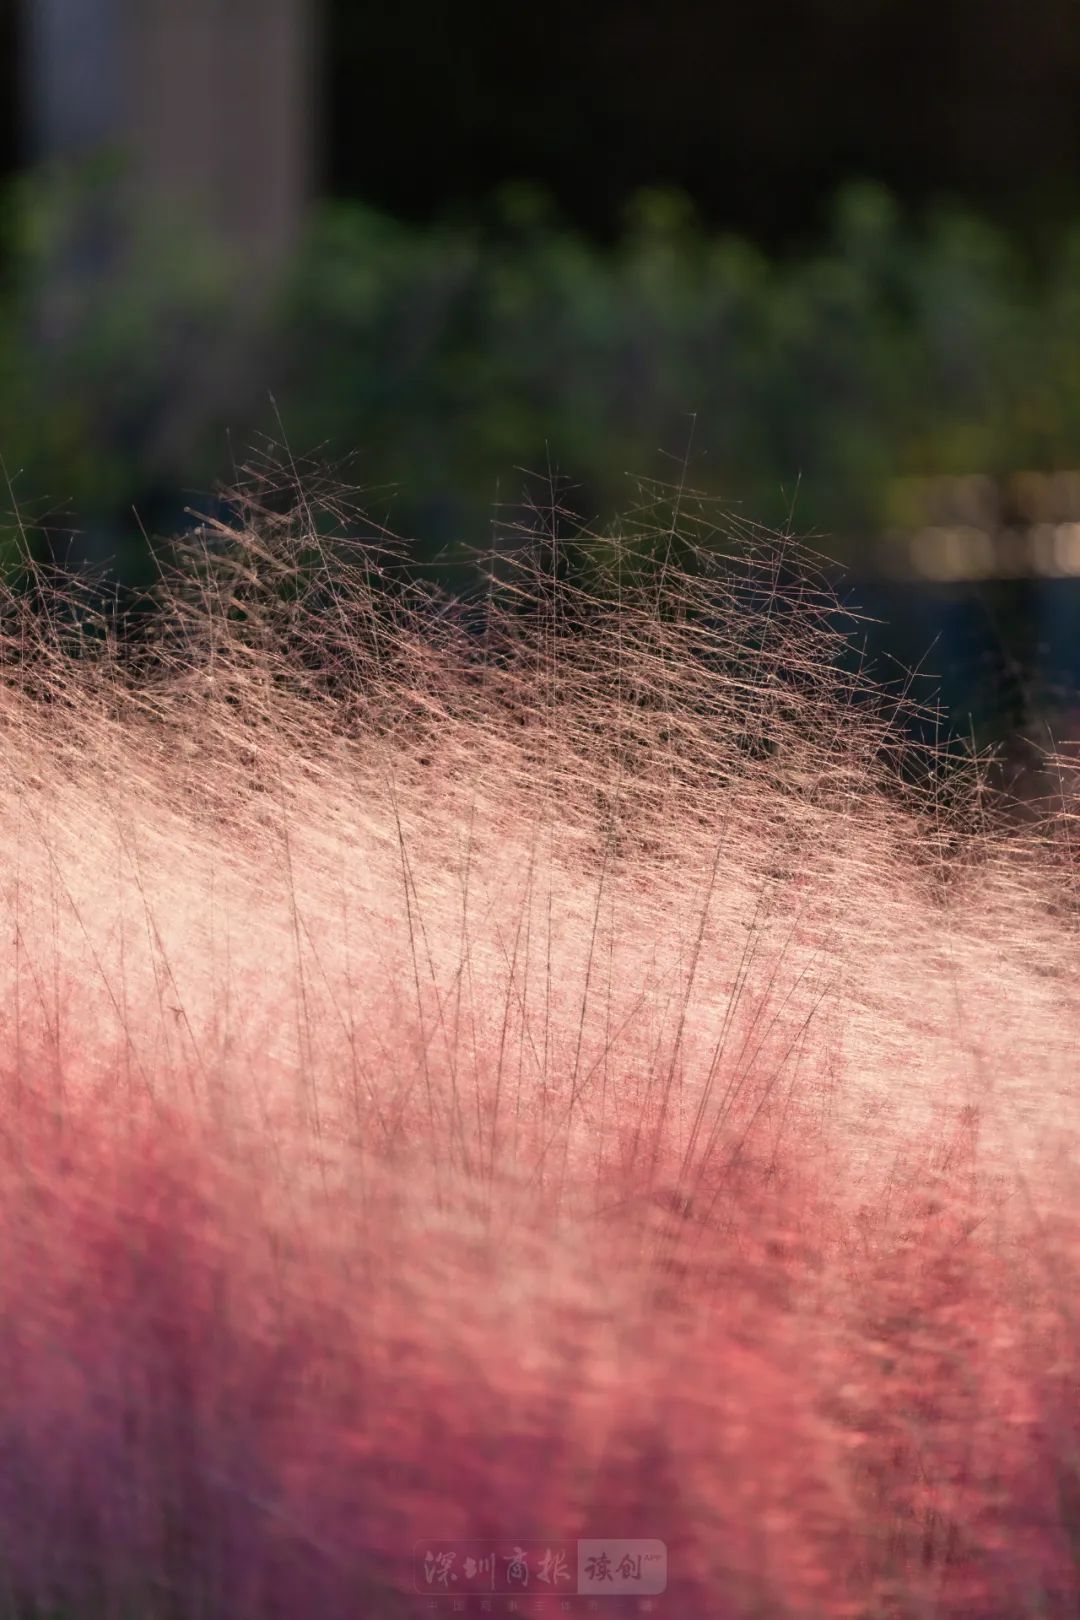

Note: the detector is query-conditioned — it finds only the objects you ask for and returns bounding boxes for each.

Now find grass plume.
[1,469,1079,1617]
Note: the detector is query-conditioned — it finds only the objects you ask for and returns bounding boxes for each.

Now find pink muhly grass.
[0,474,1079,1616]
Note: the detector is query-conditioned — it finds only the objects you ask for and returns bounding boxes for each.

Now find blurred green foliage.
[2,175,1080,574]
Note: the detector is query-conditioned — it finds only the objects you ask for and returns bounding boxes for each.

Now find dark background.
[6,1,1080,244]
[325,0,1080,250]
[2,0,1080,767]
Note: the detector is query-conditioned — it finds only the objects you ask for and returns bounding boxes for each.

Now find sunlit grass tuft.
[1,472,1080,1617]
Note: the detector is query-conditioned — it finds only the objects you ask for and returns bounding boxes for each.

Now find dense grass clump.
[2,477,1080,1617]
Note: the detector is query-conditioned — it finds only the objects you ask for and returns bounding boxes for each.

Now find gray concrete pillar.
[25,0,315,272]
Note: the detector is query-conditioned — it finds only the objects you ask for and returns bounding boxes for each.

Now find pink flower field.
[2,478,1080,1618]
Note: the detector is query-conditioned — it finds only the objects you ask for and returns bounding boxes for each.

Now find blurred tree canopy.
[2,176,1080,581]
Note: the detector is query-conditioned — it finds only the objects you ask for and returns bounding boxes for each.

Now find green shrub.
[2,172,1080,577]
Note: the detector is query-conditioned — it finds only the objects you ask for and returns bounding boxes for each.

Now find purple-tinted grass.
[0,480,1079,1617]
